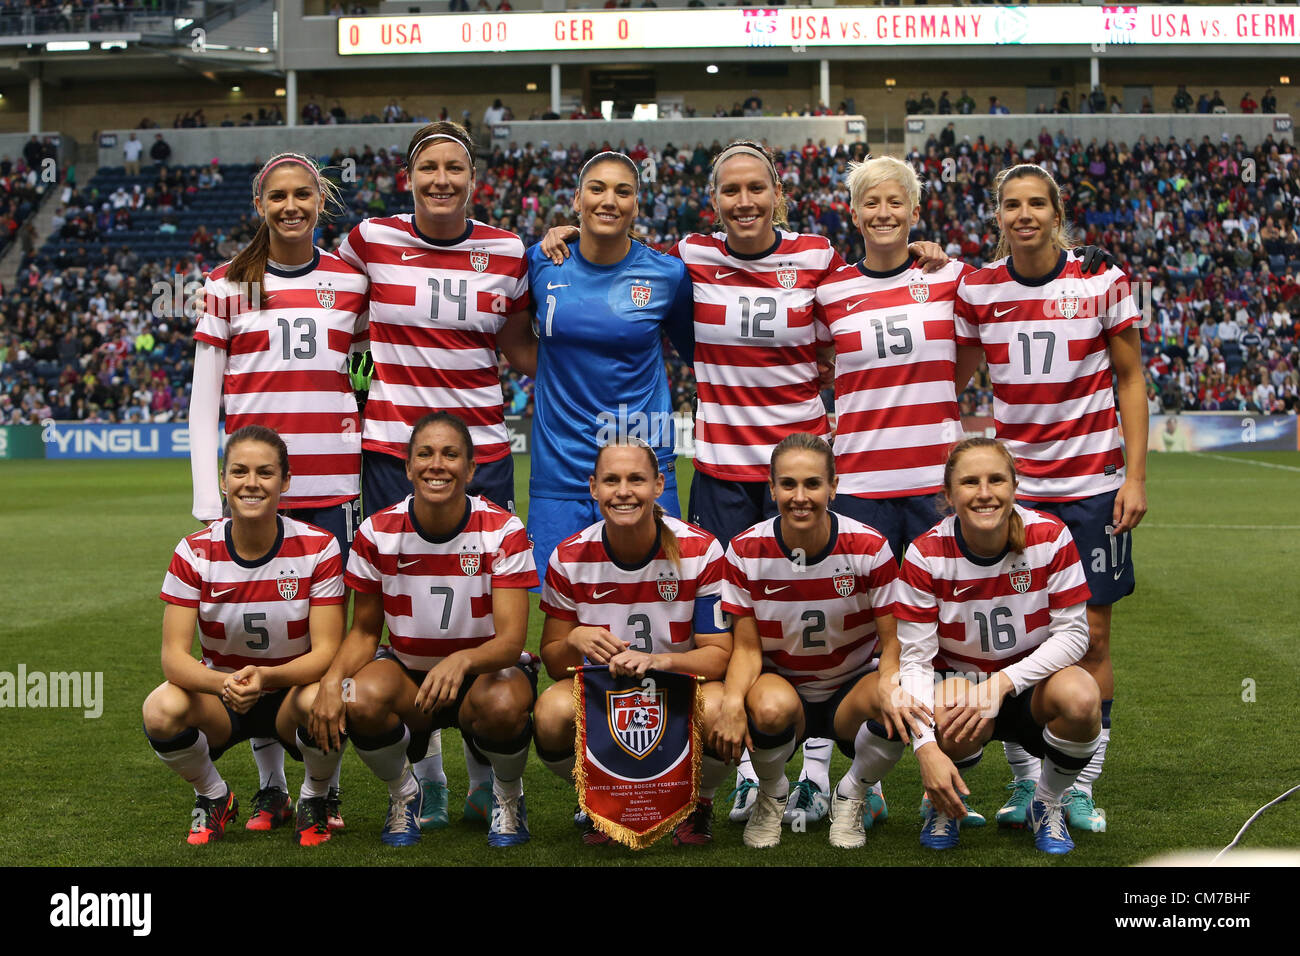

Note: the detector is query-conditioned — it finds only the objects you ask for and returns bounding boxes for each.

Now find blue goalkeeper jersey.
[526,239,695,499]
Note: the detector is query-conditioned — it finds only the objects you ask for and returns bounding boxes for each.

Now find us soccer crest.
[459,545,482,576]
[316,284,336,309]
[776,266,798,290]
[631,281,652,308]
[1009,561,1032,594]
[1058,293,1080,319]
[277,571,299,601]
[832,569,856,597]
[657,571,679,602]
[607,688,666,758]
[470,249,489,273]
[909,281,930,304]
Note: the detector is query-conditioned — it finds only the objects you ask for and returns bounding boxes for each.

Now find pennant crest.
[608,689,665,758]
[277,572,299,601]
[657,572,679,602]
[776,267,797,290]
[1010,567,1032,594]
[833,571,856,598]
[459,546,482,576]
[909,281,929,304]
[316,284,336,309]
[631,282,652,308]
[1058,294,1080,319]
[470,249,489,273]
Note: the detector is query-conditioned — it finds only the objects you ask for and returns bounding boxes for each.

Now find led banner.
[339,6,1298,56]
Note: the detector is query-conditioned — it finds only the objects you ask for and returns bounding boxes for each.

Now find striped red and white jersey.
[721,513,900,702]
[345,494,538,671]
[195,249,368,508]
[895,506,1091,674]
[337,216,530,464]
[815,257,973,497]
[540,515,727,656]
[674,230,843,482]
[160,516,345,673]
[954,250,1139,501]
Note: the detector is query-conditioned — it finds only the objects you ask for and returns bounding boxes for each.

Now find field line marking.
[1142,523,1300,530]
[1190,452,1300,473]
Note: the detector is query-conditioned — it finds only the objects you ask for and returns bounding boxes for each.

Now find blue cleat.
[1028,798,1074,855]
[381,785,423,847]
[920,793,985,827]
[488,791,530,847]
[920,802,959,850]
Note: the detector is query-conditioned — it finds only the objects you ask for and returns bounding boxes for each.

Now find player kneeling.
[712,434,907,850]
[310,413,539,848]
[533,441,733,846]
[895,438,1102,854]
[143,426,347,846]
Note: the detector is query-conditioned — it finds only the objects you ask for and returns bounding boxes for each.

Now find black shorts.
[208,688,302,762]
[371,646,539,761]
[795,669,869,749]
[363,450,516,518]
[936,671,1046,757]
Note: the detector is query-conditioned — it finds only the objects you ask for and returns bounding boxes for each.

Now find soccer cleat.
[1064,788,1107,833]
[863,784,888,830]
[742,789,785,849]
[728,777,759,823]
[919,793,985,828]
[673,800,714,846]
[1028,798,1074,854]
[380,786,422,847]
[582,818,613,846]
[294,796,332,847]
[828,789,867,849]
[245,787,293,831]
[488,792,530,847]
[416,777,449,830]
[919,802,960,850]
[188,789,239,845]
[573,805,590,827]
[325,786,345,831]
[995,779,1037,829]
[463,781,493,825]
[783,778,830,826]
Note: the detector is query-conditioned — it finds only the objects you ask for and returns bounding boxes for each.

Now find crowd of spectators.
[903,86,1288,117]
[0,0,180,35]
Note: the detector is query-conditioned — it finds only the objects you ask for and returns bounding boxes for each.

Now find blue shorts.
[285,500,362,558]
[363,450,517,518]
[831,493,943,564]
[688,471,778,548]
[529,468,679,589]
[1023,489,1134,606]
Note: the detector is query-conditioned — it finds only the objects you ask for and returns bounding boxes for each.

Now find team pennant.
[572,667,703,850]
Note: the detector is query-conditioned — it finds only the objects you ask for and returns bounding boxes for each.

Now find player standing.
[533,440,732,845]
[190,152,366,834]
[337,122,537,827]
[145,426,348,846]
[895,438,1101,854]
[954,164,1147,833]
[308,413,539,848]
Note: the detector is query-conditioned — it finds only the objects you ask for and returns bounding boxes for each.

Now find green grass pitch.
[1,452,1297,866]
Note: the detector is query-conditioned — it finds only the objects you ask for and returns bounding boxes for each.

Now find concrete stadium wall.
[903,113,1293,152]
[0,132,77,170]
[95,116,867,169]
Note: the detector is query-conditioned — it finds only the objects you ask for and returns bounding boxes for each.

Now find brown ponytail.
[942,436,1026,554]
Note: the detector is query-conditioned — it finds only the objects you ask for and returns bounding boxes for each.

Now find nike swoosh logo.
[210,587,237,598]
[1113,569,1126,581]
[764,585,788,595]
[953,585,975,596]
[715,269,736,279]
[845,299,867,311]
[398,559,420,569]
[547,282,569,290]
[252,741,279,752]
[592,588,616,599]
[993,306,1015,317]
[400,251,426,261]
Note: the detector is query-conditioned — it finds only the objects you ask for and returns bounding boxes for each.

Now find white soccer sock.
[463,737,493,789]
[354,727,418,800]
[477,734,530,788]
[1073,727,1109,796]
[1003,740,1041,783]
[736,752,757,785]
[250,737,288,792]
[411,729,446,785]
[701,754,728,801]
[328,759,342,790]
[799,737,833,794]
[539,750,576,781]
[836,725,905,801]
[153,729,226,799]
[298,733,345,801]
[492,774,524,802]
[1038,727,1101,806]
[750,735,796,799]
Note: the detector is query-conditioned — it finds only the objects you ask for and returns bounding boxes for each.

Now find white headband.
[408,133,472,166]
[711,145,777,186]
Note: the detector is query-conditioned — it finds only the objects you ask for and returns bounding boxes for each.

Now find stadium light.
[231,86,242,93]
[885,78,896,88]
[706,64,718,74]
[100,41,128,51]
[526,82,538,92]
[1281,76,1291,85]
[275,88,286,97]
[46,41,91,52]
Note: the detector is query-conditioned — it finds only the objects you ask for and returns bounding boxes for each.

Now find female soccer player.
[523,150,694,582]
[533,440,732,846]
[308,412,539,848]
[145,425,348,846]
[712,433,907,851]
[954,164,1147,834]
[894,438,1101,854]
[337,122,537,826]
[190,151,367,834]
